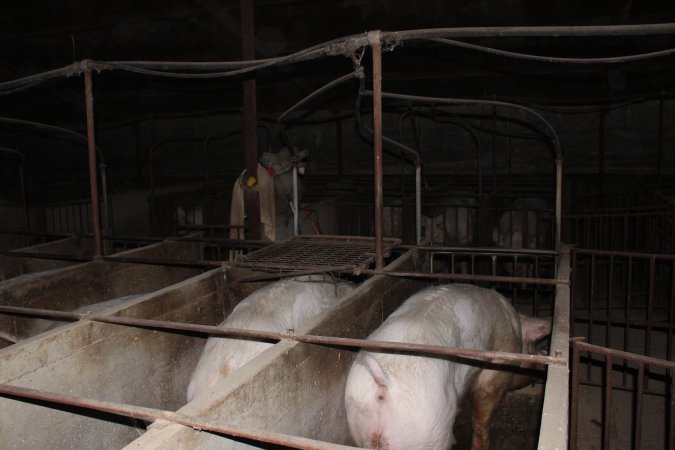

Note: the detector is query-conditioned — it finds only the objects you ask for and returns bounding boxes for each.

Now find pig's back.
[372,284,520,350]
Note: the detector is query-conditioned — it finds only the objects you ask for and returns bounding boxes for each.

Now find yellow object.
[229,164,276,241]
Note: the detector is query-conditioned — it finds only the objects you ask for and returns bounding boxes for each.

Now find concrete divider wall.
[0,235,95,281]
[0,241,205,343]
[127,249,426,449]
[0,266,263,450]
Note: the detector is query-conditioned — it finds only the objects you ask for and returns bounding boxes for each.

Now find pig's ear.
[519,314,552,341]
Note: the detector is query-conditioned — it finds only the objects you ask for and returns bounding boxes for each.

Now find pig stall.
[0,235,569,449]
[0,238,206,348]
[7,18,675,450]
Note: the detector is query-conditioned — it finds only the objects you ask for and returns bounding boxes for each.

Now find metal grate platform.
[233,235,401,272]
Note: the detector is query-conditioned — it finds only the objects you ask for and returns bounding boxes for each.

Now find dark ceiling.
[2,1,675,160]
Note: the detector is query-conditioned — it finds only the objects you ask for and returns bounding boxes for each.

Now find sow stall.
[0,243,568,449]
[0,239,205,348]
[0,235,95,281]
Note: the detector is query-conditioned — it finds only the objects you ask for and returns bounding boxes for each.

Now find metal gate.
[570,248,675,449]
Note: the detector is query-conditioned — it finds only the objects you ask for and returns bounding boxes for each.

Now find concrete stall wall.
[0,235,95,281]
[127,250,425,449]
[0,240,205,346]
[0,266,266,450]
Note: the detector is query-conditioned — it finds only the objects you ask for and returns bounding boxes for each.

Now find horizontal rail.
[0,250,222,270]
[573,339,675,370]
[0,305,563,367]
[572,313,675,331]
[573,247,675,261]
[0,383,358,450]
[360,269,565,286]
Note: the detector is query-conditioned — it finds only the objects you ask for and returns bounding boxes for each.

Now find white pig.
[344,284,550,450]
[492,198,548,249]
[186,276,354,403]
[423,197,477,246]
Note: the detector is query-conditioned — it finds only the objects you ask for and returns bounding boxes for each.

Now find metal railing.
[570,247,675,449]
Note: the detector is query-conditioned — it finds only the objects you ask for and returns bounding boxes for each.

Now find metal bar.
[537,246,571,450]
[574,246,675,261]
[293,163,299,236]
[670,370,674,450]
[241,0,260,240]
[556,159,563,252]
[0,250,220,270]
[83,69,102,259]
[0,304,564,367]
[571,314,675,332]
[573,341,675,370]
[588,253,596,381]
[657,97,664,184]
[369,31,384,270]
[100,163,110,235]
[606,255,614,350]
[416,163,422,245]
[603,353,613,450]
[336,119,343,175]
[570,340,580,450]
[359,269,565,286]
[634,362,645,450]
[625,256,633,385]
[0,383,358,450]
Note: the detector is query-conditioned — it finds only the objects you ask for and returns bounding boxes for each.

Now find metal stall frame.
[2,21,675,449]
[570,246,675,450]
[570,340,675,450]
[0,242,571,449]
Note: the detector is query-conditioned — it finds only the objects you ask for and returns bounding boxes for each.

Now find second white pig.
[344,283,550,450]
[187,276,354,403]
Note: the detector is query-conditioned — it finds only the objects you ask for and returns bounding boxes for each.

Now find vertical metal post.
[241,0,261,240]
[556,159,563,252]
[598,108,606,206]
[292,163,299,236]
[368,31,384,270]
[491,103,497,189]
[19,166,29,233]
[657,97,664,185]
[100,164,110,234]
[84,69,102,259]
[336,119,343,176]
[570,341,580,450]
[602,354,613,450]
[416,163,422,245]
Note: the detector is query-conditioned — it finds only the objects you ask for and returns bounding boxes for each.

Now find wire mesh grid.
[233,235,401,271]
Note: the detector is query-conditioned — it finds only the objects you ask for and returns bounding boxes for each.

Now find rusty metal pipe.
[100,163,110,236]
[0,383,358,450]
[416,163,422,245]
[83,69,102,259]
[573,340,675,370]
[0,304,563,367]
[369,31,384,270]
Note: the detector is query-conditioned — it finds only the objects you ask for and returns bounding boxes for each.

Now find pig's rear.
[344,284,535,450]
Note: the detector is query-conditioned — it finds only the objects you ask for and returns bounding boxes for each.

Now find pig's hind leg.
[469,369,513,450]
